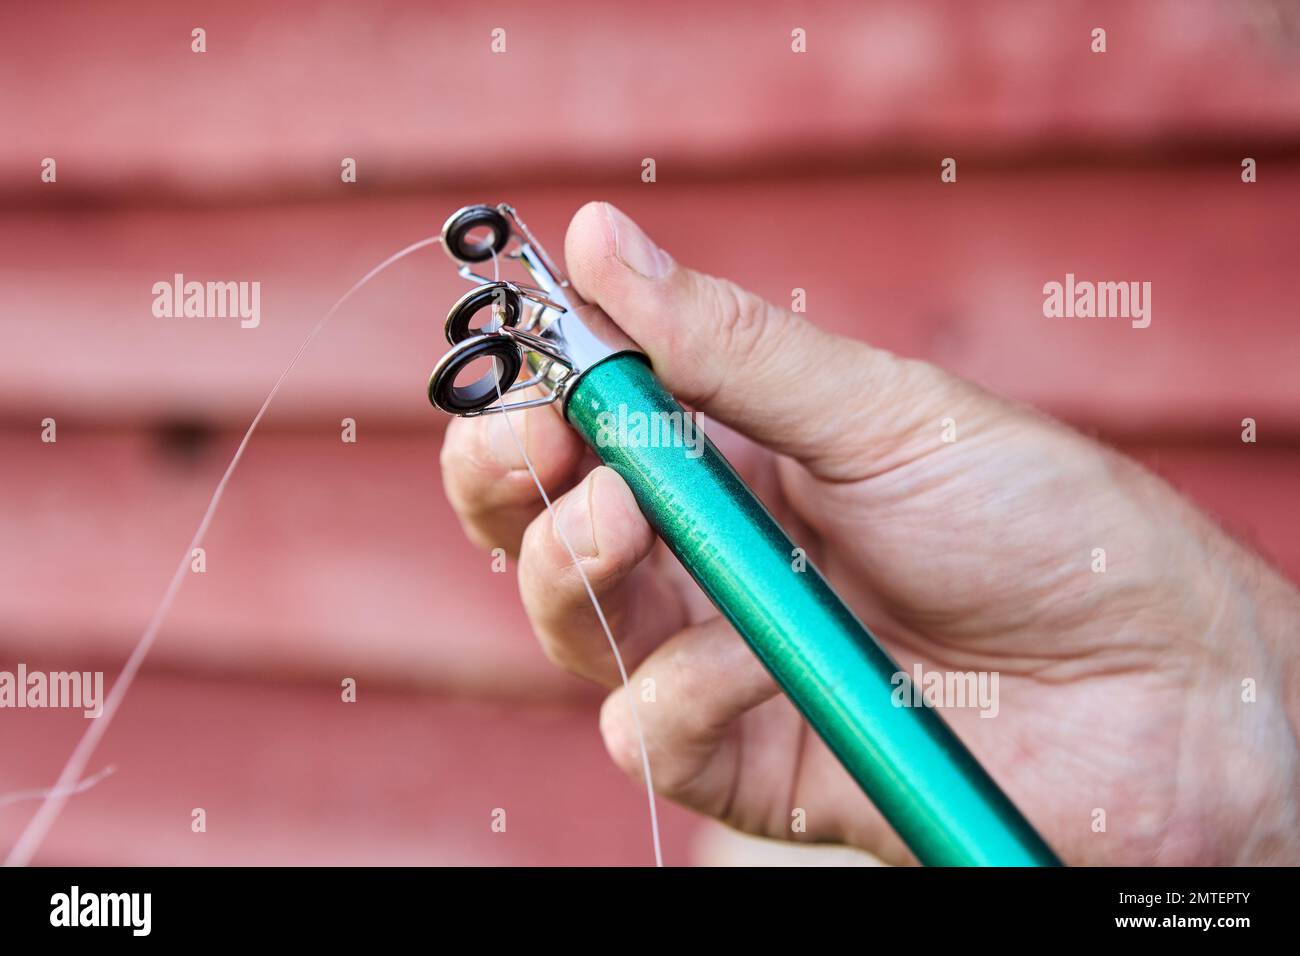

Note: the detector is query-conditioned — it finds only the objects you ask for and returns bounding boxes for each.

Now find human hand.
[441,202,1300,865]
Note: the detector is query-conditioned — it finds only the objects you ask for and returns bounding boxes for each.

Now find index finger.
[440,392,588,557]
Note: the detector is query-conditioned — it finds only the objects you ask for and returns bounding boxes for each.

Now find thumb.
[563,201,976,482]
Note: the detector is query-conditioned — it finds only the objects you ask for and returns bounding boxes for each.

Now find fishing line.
[0,766,116,810]
[486,247,664,867]
[3,234,444,867]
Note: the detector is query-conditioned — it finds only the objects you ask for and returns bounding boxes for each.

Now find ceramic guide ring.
[428,334,522,415]
[444,282,523,346]
[442,204,511,263]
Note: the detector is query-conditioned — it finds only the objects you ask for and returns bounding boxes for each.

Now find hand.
[441,202,1300,865]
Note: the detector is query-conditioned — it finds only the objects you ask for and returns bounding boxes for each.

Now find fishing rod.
[427,203,1062,867]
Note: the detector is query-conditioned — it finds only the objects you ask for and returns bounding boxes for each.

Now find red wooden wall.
[1,0,1298,865]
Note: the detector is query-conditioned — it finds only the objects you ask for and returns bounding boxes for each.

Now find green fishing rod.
[428,203,1062,867]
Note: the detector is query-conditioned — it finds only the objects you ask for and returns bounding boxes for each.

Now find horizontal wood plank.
[3,172,1297,436]
[4,0,1300,202]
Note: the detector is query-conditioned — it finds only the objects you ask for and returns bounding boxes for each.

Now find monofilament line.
[3,234,445,867]
[0,766,117,810]
[487,247,663,867]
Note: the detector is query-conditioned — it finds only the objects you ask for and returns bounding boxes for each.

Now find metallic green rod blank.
[566,353,1062,867]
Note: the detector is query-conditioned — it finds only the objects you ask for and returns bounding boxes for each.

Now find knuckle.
[693,276,792,407]
[536,627,582,675]
[519,522,592,677]
[598,694,645,776]
[710,277,776,364]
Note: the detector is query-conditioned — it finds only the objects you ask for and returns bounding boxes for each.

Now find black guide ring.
[444,282,523,346]
[442,204,512,263]
[428,334,523,415]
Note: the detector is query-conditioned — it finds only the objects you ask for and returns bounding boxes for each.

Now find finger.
[518,466,691,686]
[440,392,587,557]
[597,617,783,824]
[598,617,906,857]
[564,202,978,482]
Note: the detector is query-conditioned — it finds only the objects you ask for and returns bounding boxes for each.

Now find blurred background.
[1,0,1298,865]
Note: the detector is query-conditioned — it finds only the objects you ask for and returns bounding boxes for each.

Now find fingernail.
[486,412,528,470]
[605,203,671,279]
[555,477,598,558]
